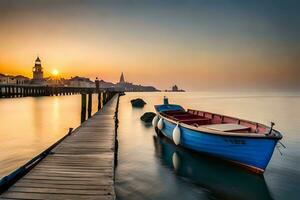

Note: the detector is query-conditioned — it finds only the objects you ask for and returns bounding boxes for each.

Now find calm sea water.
[0,92,299,199]
[0,94,99,178]
[115,92,300,200]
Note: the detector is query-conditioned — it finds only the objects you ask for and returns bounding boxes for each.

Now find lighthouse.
[32,56,44,82]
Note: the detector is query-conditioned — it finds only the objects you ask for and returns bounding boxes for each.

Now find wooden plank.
[0,95,118,200]
[17,179,113,186]
[8,187,113,195]
[1,192,113,200]
[14,182,113,190]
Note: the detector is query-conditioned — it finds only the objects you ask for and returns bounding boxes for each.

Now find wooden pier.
[0,94,119,199]
[0,84,117,98]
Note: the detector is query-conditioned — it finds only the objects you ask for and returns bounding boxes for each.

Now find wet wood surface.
[0,95,118,200]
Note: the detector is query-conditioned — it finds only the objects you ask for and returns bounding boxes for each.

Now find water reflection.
[32,97,45,136]
[0,95,100,178]
[153,136,273,200]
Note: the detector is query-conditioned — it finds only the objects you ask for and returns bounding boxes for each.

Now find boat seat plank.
[202,123,251,132]
[180,118,210,122]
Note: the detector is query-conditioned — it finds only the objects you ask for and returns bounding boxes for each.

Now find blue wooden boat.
[152,97,283,174]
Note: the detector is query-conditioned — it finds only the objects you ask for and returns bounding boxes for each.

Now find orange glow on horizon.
[0,1,299,91]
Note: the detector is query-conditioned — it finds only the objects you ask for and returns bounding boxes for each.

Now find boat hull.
[158,117,279,173]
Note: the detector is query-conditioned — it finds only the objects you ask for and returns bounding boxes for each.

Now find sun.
[51,69,59,76]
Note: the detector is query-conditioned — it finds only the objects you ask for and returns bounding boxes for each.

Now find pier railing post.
[104,92,107,104]
[98,92,101,111]
[88,93,92,118]
[81,93,87,123]
[68,128,73,135]
[102,92,106,105]
[114,94,120,168]
[8,86,11,98]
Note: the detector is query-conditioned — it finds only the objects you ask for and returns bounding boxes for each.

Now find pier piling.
[87,93,92,118]
[98,92,101,111]
[81,93,87,123]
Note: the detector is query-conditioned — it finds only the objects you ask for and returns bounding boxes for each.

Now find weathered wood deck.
[0,95,119,200]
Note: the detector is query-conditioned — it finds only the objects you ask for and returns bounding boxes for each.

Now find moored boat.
[153,97,283,174]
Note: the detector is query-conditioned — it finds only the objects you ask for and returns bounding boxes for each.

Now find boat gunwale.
[157,112,282,140]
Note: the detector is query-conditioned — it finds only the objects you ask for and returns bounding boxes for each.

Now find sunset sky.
[0,0,299,91]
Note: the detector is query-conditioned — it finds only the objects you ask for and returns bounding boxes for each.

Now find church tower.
[119,72,125,83]
[32,56,44,81]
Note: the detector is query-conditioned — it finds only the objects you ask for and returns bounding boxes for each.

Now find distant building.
[165,85,185,92]
[115,72,158,92]
[31,56,46,85]
[6,76,17,84]
[119,72,125,83]
[98,80,115,89]
[32,56,44,82]
[0,74,8,84]
[116,72,130,91]
[172,85,179,91]
[15,75,30,85]
[0,74,7,84]
[0,74,30,85]
[44,77,65,86]
[69,76,95,88]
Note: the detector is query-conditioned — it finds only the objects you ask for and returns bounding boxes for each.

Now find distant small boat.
[153,97,283,174]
